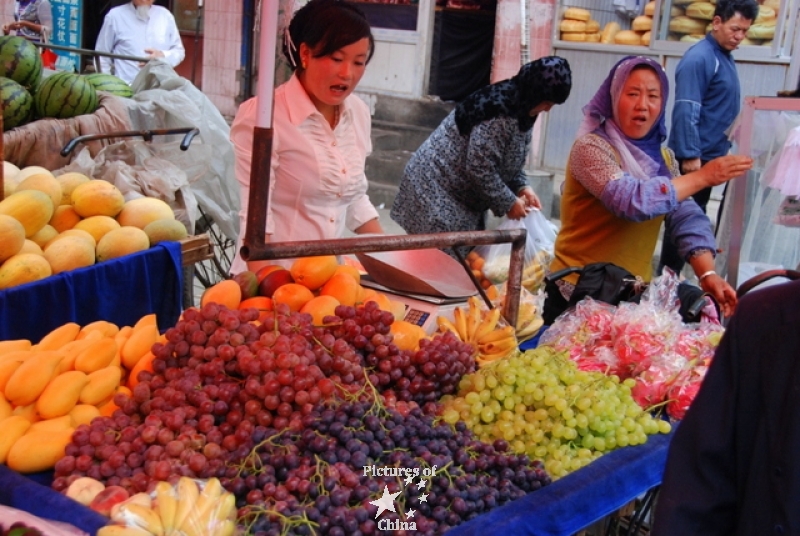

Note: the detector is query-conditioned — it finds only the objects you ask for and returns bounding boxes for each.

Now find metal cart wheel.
[189,205,236,305]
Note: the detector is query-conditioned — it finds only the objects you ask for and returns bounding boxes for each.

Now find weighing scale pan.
[356,249,477,298]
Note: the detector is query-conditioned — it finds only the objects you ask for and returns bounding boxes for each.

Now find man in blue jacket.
[658,0,758,275]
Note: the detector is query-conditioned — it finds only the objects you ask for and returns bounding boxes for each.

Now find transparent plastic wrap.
[493,282,545,342]
[98,477,238,536]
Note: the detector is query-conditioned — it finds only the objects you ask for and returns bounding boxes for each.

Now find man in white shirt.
[94,0,185,84]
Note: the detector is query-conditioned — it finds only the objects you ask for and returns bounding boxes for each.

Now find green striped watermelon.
[0,36,43,91]
[34,72,99,119]
[83,73,133,98]
[1,76,33,130]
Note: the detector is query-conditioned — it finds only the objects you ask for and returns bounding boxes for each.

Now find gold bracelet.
[698,270,716,281]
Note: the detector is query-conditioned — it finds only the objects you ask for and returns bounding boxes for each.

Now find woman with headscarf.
[390,56,572,255]
[544,55,752,322]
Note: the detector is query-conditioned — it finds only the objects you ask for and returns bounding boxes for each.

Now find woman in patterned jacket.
[390,56,572,256]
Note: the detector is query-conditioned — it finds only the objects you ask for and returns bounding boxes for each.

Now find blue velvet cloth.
[0,241,183,342]
[0,465,108,533]
[449,430,673,536]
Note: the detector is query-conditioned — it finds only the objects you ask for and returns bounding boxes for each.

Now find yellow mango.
[134,313,157,329]
[0,349,31,366]
[4,350,63,406]
[0,392,12,421]
[0,358,24,392]
[120,323,158,370]
[55,339,94,374]
[69,404,101,427]
[77,320,120,339]
[79,365,122,406]
[36,370,90,419]
[34,322,81,351]
[27,414,74,434]
[6,427,75,473]
[12,402,40,423]
[74,338,118,374]
[0,339,32,355]
[0,415,32,463]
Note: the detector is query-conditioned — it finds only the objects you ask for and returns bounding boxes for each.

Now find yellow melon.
[0,189,54,238]
[14,166,52,184]
[116,197,175,229]
[143,218,187,245]
[73,215,121,243]
[55,172,91,205]
[29,224,58,248]
[0,215,25,263]
[47,229,97,249]
[16,173,63,209]
[96,226,150,262]
[0,253,52,289]
[3,176,17,199]
[71,180,125,218]
[18,240,43,256]
[49,205,82,233]
[3,161,20,181]
[44,236,96,274]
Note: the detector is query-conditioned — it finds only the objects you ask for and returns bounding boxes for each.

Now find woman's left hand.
[700,274,737,318]
[506,198,528,220]
[519,187,541,210]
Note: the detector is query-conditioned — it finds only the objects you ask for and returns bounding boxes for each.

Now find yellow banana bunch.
[105,477,235,536]
[515,301,544,342]
[436,297,517,366]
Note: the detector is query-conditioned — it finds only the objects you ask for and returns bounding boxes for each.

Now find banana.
[155,480,177,532]
[173,476,200,532]
[215,520,237,536]
[453,307,468,341]
[436,316,461,340]
[465,296,482,342]
[516,316,544,340]
[472,307,500,342]
[478,336,517,356]
[181,478,223,536]
[123,503,164,536]
[476,325,516,345]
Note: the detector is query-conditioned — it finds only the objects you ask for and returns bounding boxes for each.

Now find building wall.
[200,0,243,120]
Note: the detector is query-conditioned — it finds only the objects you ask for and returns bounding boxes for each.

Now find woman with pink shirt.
[230,0,383,275]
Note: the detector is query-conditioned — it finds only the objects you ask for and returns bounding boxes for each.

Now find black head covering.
[454,56,572,136]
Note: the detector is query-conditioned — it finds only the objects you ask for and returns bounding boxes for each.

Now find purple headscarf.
[576,56,669,180]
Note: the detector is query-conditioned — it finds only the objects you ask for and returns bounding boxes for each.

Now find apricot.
[300,295,341,325]
[272,283,315,313]
[319,272,361,306]
[290,255,339,291]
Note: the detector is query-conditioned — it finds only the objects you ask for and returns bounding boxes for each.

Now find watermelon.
[34,71,99,119]
[0,35,43,90]
[84,73,133,98]
[0,76,33,130]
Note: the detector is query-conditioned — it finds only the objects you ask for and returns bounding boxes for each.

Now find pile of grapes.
[52,301,550,534]
[440,346,672,479]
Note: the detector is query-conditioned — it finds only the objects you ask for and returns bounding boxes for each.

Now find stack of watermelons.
[1,35,132,132]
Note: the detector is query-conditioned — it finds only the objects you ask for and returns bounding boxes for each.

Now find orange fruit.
[390,320,427,351]
[290,255,339,291]
[319,272,361,306]
[300,295,341,325]
[272,283,315,312]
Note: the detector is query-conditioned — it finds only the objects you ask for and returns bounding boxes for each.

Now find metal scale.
[354,249,478,335]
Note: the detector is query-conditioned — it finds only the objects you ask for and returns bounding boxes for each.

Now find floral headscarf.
[576,56,670,180]
[454,56,572,136]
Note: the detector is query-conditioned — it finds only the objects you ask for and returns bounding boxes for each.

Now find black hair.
[714,0,759,22]
[283,0,375,70]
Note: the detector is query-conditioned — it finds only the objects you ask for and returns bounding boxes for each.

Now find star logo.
[404,475,415,486]
[369,485,402,519]
[419,492,429,503]
[416,479,428,490]
[407,509,416,518]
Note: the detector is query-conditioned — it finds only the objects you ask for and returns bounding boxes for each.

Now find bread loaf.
[641,31,652,46]
[746,21,776,40]
[739,37,759,46]
[586,32,602,42]
[644,1,656,17]
[632,15,653,31]
[685,2,715,20]
[670,6,685,17]
[754,6,776,24]
[673,0,696,5]
[564,7,591,21]
[560,19,587,32]
[763,0,780,13]
[680,34,705,44]
[585,19,600,33]
[601,22,621,44]
[669,15,708,35]
[614,30,643,45]
[561,32,587,42]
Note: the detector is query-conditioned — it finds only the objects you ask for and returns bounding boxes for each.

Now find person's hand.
[3,21,20,34]
[519,187,541,210]
[506,198,528,220]
[699,154,754,188]
[680,158,702,174]
[700,273,737,318]
[144,48,165,60]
